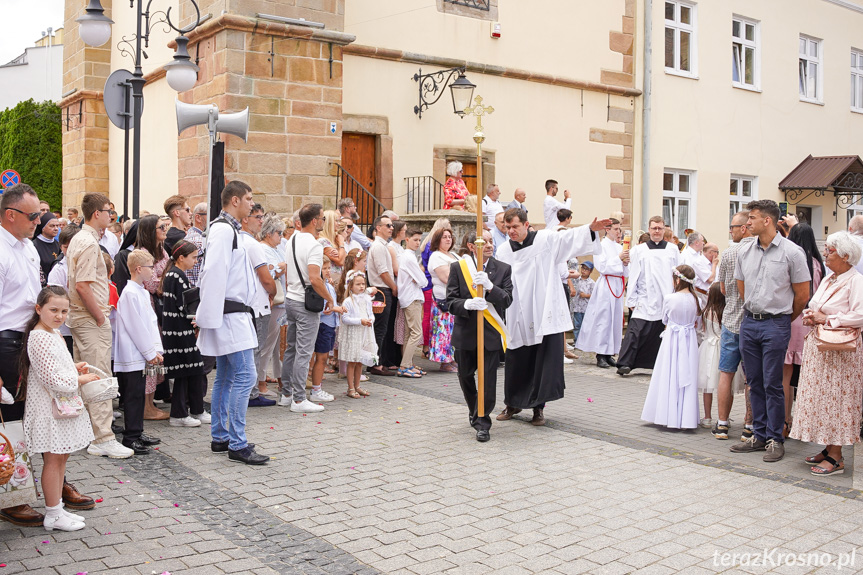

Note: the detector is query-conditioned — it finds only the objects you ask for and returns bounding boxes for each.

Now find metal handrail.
[335,163,385,230]
[404,176,445,214]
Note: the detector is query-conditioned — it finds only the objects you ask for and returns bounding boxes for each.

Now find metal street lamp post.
[76,0,202,218]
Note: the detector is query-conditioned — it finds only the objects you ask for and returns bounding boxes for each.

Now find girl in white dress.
[641,265,701,429]
[339,271,376,398]
[697,283,725,428]
[20,286,98,532]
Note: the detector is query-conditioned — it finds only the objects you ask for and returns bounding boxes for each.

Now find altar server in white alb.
[616,215,680,375]
[495,207,611,426]
[641,265,701,429]
[576,218,629,368]
[196,181,269,465]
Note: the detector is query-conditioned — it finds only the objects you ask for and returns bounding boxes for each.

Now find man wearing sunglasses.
[342,217,363,253]
[163,194,193,255]
[0,184,49,527]
[337,198,371,251]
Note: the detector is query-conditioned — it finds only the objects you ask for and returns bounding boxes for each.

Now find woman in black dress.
[159,240,208,426]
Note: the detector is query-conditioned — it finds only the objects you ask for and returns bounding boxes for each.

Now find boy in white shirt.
[396,229,429,377]
[113,250,164,456]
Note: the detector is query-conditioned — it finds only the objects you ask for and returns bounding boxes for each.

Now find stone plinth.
[400,209,482,246]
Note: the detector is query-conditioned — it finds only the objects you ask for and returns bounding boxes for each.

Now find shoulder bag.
[292,235,325,313]
[811,277,861,352]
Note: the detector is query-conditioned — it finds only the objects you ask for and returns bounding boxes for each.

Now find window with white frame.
[662,170,696,236]
[847,204,863,227]
[729,175,757,225]
[799,35,822,102]
[664,1,696,76]
[852,50,863,112]
[732,17,759,89]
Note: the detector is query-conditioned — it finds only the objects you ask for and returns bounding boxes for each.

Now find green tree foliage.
[0,99,63,210]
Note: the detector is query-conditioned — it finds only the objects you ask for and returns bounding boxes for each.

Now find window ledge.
[732,83,762,93]
[799,97,825,106]
[664,68,699,80]
[852,107,863,114]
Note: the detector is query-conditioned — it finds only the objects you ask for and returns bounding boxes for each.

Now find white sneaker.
[170,416,202,427]
[567,343,575,351]
[290,399,325,413]
[699,418,714,429]
[277,395,292,407]
[309,390,334,403]
[191,410,211,424]
[87,439,134,459]
[563,356,574,364]
[44,513,85,532]
[360,374,369,382]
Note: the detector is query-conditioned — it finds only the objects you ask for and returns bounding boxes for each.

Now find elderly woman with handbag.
[790,231,863,476]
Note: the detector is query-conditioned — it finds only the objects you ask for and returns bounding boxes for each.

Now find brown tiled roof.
[778,155,863,189]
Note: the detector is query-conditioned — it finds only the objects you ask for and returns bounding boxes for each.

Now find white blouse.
[428,250,460,300]
[113,281,163,372]
[341,293,374,326]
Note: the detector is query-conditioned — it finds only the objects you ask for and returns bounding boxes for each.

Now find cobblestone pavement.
[2,352,863,574]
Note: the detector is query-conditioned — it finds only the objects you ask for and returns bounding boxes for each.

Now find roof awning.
[780,155,863,207]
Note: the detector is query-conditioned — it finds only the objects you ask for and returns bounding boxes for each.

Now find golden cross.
[464,95,494,133]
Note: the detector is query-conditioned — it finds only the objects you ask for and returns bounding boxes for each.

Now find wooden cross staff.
[463,95,494,417]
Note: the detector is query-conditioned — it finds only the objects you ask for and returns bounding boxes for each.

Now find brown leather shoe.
[63,480,96,511]
[495,406,522,421]
[531,408,546,426]
[0,504,44,527]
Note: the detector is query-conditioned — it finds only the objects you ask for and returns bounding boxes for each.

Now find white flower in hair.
[672,268,694,284]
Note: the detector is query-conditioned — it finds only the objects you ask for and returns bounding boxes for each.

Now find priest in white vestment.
[616,216,680,375]
[495,207,611,425]
[575,219,629,367]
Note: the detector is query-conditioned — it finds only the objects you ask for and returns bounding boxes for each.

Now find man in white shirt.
[396,229,428,375]
[367,215,398,376]
[481,184,504,229]
[542,179,571,228]
[281,203,334,412]
[197,181,269,465]
[342,217,363,254]
[240,204,277,408]
[680,231,714,303]
[0,184,56,526]
[337,197,371,251]
[99,224,120,258]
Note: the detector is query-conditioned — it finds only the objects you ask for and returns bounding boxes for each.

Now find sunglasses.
[6,207,41,221]
[157,224,170,231]
[345,224,354,229]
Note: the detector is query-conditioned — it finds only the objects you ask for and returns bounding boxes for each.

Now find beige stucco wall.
[106,3,180,213]
[645,0,863,246]
[344,0,626,85]
[342,54,633,226]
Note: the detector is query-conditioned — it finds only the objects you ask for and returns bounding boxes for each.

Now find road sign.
[329,121,337,134]
[0,169,20,189]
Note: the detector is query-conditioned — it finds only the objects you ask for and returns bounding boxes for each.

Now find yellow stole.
[458,258,507,351]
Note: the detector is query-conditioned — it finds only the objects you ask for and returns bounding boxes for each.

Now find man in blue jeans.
[196,180,269,465]
[731,200,810,463]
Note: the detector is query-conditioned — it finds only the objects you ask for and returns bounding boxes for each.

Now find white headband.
[345,270,364,284]
[673,268,694,284]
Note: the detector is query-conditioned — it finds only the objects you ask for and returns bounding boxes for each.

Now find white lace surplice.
[23,330,94,454]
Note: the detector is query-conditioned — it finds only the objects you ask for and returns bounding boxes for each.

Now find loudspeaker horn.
[215,107,249,142]
[175,100,217,135]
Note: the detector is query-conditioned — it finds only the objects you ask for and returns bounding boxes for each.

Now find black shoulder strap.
[291,234,308,289]
[211,217,238,250]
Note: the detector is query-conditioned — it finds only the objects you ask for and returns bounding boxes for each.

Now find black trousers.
[454,347,499,431]
[170,375,206,418]
[63,335,74,357]
[382,292,401,367]
[372,287,394,367]
[0,335,25,422]
[117,371,145,442]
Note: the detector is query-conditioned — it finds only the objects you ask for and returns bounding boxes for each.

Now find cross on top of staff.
[464,95,494,134]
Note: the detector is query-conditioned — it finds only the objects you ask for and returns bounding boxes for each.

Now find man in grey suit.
[506,188,528,217]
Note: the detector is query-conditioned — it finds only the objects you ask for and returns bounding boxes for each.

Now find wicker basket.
[0,430,14,486]
[372,291,387,315]
[79,365,119,404]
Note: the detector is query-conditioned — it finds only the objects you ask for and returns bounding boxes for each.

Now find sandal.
[397,367,422,378]
[783,420,791,438]
[356,387,370,397]
[346,389,361,399]
[324,366,337,374]
[439,363,458,373]
[411,365,428,375]
[811,455,844,476]
[804,448,829,464]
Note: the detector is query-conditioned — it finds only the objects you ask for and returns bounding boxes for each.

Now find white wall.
[0,46,64,111]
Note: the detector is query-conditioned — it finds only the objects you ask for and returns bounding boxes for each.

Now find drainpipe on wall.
[640,0,653,232]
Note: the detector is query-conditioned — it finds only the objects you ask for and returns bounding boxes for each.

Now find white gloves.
[464,297,488,311]
[0,387,14,405]
[473,271,494,291]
